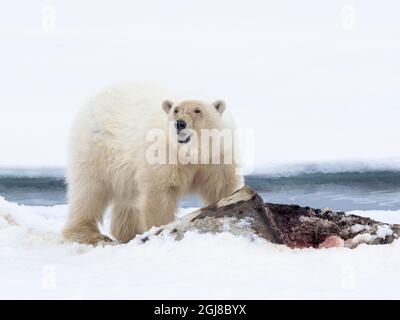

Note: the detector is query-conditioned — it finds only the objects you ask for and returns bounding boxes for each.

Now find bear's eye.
[174,108,179,114]
[194,109,201,114]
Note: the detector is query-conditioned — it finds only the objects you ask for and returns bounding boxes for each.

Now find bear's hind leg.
[63,185,111,245]
[110,204,146,243]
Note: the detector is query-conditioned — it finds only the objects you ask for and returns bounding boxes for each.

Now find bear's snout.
[175,119,187,133]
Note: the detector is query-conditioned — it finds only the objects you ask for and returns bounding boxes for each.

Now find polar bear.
[63,83,244,245]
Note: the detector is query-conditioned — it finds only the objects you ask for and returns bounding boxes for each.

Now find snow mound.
[0,197,400,299]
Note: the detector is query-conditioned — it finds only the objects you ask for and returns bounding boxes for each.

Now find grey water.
[1,168,400,212]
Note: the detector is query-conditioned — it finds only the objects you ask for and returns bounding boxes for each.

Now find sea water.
[1,168,400,211]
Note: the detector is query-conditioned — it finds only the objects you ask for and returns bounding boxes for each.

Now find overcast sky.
[0,1,399,171]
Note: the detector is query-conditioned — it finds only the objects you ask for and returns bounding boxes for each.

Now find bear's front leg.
[139,188,178,231]
[110,204,147,243]
[198,164,244,206]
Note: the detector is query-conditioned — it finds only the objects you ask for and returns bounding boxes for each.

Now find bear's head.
[162,99,226,144]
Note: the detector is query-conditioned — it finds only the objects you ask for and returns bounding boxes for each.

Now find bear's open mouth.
[177,129,192,144]
[178,136,191,144]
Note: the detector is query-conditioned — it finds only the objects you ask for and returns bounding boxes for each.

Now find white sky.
[0,1,399,170]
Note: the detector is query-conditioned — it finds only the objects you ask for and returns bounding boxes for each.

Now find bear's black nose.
[175,120,187,132]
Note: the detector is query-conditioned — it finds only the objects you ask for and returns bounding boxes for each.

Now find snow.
[376,225,393,239]
[350,224,369,233]
[1,196,400,299]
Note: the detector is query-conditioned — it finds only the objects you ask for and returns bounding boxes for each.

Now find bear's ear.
[162,100,174,114]
[213,100,226,114]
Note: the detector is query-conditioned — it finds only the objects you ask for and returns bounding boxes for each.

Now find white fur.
[63,83,243,244]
